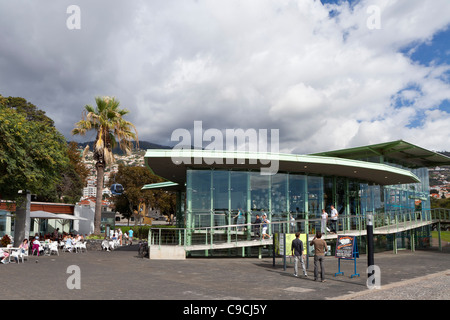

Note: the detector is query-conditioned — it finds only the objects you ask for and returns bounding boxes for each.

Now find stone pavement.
[0,245,448,301]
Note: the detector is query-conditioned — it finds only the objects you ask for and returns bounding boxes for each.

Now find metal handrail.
[148,209,450,249]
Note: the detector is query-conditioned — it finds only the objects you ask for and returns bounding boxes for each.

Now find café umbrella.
[30,211,87,220]
[30,211,88,234]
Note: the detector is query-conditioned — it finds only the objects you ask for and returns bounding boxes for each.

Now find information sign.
[275,233,307,256]
[335,235,358,259]
[334,235,360,278]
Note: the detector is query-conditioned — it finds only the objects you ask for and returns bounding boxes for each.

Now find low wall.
[149,245,186,260]
[85,239,104,251]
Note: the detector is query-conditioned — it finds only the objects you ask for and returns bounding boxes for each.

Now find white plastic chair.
[75,241,87,252]
[77,242,87,253]
[10,249,23,263]
[101,240,114,251]
[62,242,73,253]
[22,247,29,262]
[39,243,45,255]
[49,242,59,256]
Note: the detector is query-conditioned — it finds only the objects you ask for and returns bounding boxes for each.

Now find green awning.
[310,140,450,168]
[141,181,180,191]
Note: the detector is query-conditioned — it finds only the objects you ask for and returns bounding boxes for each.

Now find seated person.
[0,248,10,264]
[11,239,29,263]
[32,237,41,256]
[65,236,74,252]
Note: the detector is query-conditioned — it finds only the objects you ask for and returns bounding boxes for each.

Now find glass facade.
[187,169,329,232]
[183,164,432,257]
[359,159,431,215]
[185,164,431,230]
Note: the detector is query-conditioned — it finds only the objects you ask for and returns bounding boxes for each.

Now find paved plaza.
[1,244,449,302]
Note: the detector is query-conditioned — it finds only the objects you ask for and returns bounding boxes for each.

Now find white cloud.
[1,0,450,153]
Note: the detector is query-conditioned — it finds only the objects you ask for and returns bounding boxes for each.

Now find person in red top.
[310,231,328,282]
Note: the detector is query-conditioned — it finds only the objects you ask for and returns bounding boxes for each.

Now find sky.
[1,0,450,155]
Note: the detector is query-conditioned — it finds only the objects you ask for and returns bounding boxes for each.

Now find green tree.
[431,197,450,210]
[72,96,138,234]
[1,95,54,126]
[0,105,68,198]
[111,164,169,225]
[55,141,90,203]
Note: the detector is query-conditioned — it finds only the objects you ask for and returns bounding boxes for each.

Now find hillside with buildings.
[75,141,165,226]
[429,151,450,199]
[429,166,450,199]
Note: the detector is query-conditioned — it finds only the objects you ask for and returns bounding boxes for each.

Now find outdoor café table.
[0,247,20,263]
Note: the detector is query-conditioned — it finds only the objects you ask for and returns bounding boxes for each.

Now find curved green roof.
[143,148,420,189]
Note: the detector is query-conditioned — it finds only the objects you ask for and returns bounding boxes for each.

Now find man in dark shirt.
[253,214,262,239]
[291,232,307,277]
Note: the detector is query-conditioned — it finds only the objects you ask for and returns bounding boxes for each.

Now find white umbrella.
[55,214,88,221]
[30,211,87,220]
[30,211,59,219]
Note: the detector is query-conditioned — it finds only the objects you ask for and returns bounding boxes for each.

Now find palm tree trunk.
[94,161,105,234]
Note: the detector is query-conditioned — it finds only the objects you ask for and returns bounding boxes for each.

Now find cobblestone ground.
[0,245,448,301]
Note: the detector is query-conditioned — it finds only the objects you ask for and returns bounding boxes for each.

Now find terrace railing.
[148,208,450,252]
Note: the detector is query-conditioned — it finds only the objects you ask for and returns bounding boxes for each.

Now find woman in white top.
[330,205,338,233]
[321,209,328,234]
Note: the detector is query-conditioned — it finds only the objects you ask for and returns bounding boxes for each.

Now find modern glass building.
[143,140,450,256]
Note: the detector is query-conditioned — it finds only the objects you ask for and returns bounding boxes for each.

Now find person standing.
[53,228,60,241]
[321,209,328,234]
[330,205,338,233]
[261,214,271,240]
[310,231,328,282]
[291,232,307,277]
[128,229,134,245]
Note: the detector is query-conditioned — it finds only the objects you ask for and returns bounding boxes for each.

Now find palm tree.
[72,96,138,234]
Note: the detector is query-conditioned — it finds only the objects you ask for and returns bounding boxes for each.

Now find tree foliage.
[0,104,68,198]
[55,142,90,203]
[431,197,450,210]
[72,96,138,166]
[111,164,176,224]
[0,95,87,203]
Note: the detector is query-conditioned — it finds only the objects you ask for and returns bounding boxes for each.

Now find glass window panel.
[212,170,229,226]
[190,170,211,211]
[250,172,270,212]
[348,180,360,215]
[323,176,333,211]
[307,176,323,217]
[271,173,287,215]
[213,170,229,211]
[230,171,248,211]
[336,177,347,215]
[289,174,306,216]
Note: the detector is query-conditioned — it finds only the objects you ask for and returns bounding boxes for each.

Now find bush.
[85,234,104,240]
[118,225,176,240]
[0,235,11,247]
